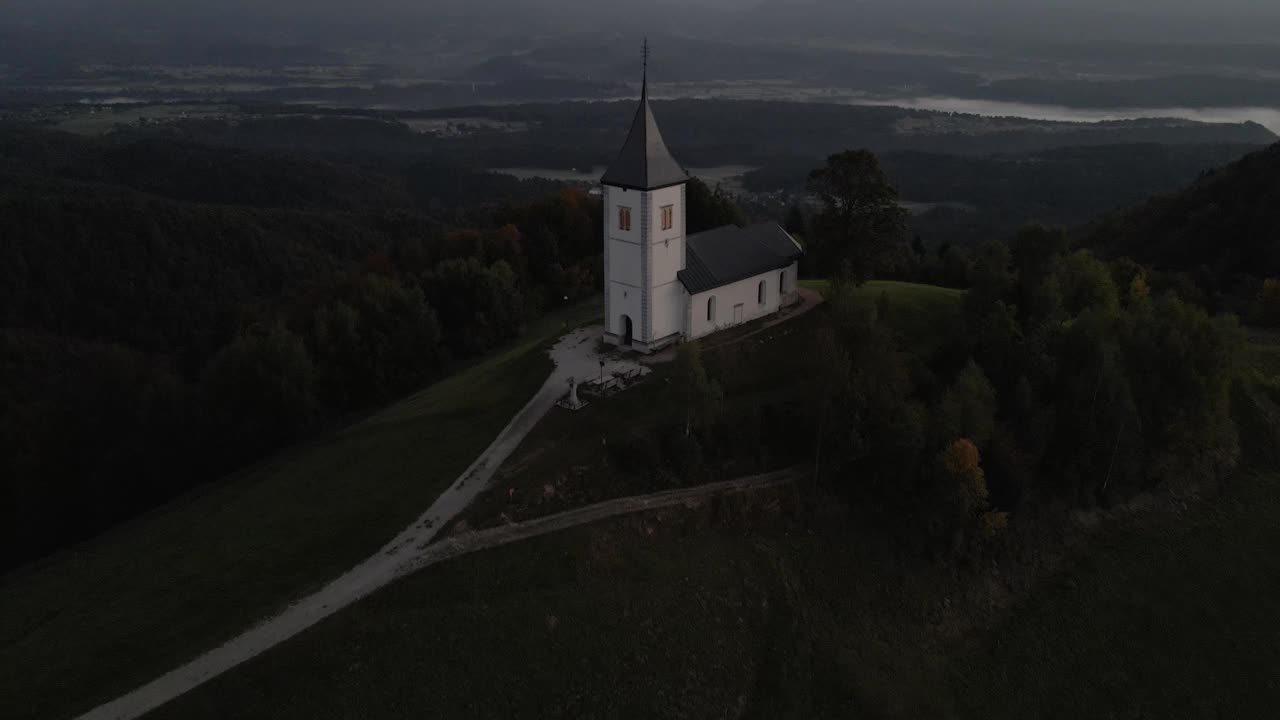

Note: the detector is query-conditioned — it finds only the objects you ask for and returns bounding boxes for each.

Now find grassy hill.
[146,469,1280,720]
[9,280,1280,719]
[0,299,598,720]
[146,300,1280,719]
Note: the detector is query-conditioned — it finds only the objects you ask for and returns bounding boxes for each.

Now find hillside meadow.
[146,283,1280,719]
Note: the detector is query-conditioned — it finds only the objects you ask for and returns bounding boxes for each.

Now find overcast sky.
[6,0,1280,61]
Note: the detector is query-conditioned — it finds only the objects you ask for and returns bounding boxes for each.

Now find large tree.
[685,177,746,234]
[806,149,909,282]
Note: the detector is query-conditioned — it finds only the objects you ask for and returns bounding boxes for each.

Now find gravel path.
[75,303,816,720]
[76,327,644,720]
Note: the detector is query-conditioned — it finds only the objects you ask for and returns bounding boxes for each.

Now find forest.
[0,126,751,571]
[653,149,1273,558]
[108,103,1266,252]
[3,115,1278,572]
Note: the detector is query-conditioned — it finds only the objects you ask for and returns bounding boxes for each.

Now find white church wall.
[606,186,642,245]
[650,235,683,285]
[608,237,642,288]
[687,268,786,340]
[650,281,686,341]
[779,261,800,303]
[647,184,684,252]
[607,282,643,340]
[644,184,685,345]
[648,234,684,341]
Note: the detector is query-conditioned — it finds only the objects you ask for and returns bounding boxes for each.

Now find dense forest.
[4,117,1277,571]
[660,234,1246,555]
[1083,142,1280,321]
[663,151,1267,557]
[0,126,753,571]
[187,105,1273,250]
[86,103,1267,252]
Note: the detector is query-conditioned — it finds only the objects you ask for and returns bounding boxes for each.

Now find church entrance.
[620,315,634,347]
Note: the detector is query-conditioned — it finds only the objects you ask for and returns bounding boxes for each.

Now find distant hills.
[1086,142,1280,283]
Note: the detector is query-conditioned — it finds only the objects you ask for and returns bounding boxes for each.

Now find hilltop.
[1086,141,1280,277]
[1084,141,1280,313]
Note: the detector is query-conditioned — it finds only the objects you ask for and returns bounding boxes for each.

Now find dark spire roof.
[600,48,689,192]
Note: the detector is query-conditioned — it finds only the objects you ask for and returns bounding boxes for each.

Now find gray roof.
[600,80,690,191]
[678,222,805,294]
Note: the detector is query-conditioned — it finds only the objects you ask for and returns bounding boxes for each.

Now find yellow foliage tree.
[943,438,1009,540]
[944,438,988,513]
[1129,271,1151,303]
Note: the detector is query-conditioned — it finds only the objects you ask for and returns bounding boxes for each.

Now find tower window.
[661,205,674,231]
[619,206,632,231]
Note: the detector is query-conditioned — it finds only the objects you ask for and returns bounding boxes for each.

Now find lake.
[845,96,1280,135]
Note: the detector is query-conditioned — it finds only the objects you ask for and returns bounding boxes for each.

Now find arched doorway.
[620,314,634,347]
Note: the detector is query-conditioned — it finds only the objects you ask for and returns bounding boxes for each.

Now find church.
[600,67,805,354]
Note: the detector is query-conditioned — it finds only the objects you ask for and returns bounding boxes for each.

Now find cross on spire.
[641,37,650,94]
[599,34,688,191]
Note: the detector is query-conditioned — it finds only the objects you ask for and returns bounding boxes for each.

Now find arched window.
[707,296,716,323]
[779,270,787,293]
[758,280,766,305]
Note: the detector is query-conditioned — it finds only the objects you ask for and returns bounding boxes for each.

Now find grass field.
[149,466,1280,720]
[145,282,1280,718]
[805,278,965,354]
[0,298,600,720]
[454,308,827,534]
[1246,328,1280,379]
[14,281,1280,719]
[947,469,1280,720]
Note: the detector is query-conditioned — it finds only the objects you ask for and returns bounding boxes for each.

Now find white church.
[600,67,805,353]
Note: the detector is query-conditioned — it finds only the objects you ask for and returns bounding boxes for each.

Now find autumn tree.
[939,438,1008,545]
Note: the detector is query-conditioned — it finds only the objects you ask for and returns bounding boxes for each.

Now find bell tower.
[601,39,690,353]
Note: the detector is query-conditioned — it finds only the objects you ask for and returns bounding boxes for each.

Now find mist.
[5,0,1280,113]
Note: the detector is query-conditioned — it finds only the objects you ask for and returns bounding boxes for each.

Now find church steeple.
[642,35,649,96]
[600,38,690,192]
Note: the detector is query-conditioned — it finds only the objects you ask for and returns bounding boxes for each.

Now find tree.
[671,341,722,438]
[1119,294,1243,488]
[964,240,1015,320]
[685,177,746,234]
[1057,250,1120,318]
[938,438,1008,546]
[809,324,852,483]
[806,149,909,282]
[783,204,807,238]
[938,362,997,449]
[1010,225,1071,286]
[201,324,316,460]
[943,439,988,516]
[811,283,924,493]
[1256,278,1280,327]
[307,273,443,410]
